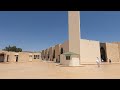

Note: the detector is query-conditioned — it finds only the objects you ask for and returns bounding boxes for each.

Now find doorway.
[100,47,107,62]
[15,55,18,62]
[0,54,4,62]
[29,55,32,61]
[7,55,9,62]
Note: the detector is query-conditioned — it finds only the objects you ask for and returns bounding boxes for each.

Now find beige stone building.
[0,50,41,62]
[41,11,120,66]
[1,11,120,65]
[41,40,120,65]
[100,42,120,62]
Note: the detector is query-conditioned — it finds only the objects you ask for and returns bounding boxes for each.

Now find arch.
[100,47,107,62]
[48,51,49,59]
[61,48,63,54]
[53,50,55,59]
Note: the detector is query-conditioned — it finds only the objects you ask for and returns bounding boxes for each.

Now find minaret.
[68,11,80,59]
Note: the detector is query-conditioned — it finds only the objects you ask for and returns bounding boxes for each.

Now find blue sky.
[0,11,120,51]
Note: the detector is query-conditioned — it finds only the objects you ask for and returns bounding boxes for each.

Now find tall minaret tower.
[68,11,80,60]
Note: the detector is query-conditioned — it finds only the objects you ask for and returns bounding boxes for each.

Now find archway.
[100,47,107,62]
[53,50,55,61]
[48,51,49,60]
[61,48,63,54]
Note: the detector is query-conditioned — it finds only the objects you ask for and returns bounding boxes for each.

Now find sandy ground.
[0,60,120,79]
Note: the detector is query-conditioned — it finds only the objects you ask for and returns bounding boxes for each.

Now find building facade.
[41,11,120,65]
[1,11,120,65]
[0,50,41,62]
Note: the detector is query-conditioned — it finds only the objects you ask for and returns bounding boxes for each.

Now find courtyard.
[0,60,120,79]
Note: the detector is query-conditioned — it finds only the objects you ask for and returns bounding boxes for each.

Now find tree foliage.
[3,45,22,52]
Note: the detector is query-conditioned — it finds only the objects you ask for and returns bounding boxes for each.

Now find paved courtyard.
[0,60,120,79]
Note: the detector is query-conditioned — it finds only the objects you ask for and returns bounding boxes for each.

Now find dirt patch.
[0,61,120,79]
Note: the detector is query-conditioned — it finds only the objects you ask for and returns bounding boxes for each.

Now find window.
[15,55,18,57]
[66,56,70,60]
[34,55,39,59]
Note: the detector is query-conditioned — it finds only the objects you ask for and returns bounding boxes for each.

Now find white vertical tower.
[68,11,80,59]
